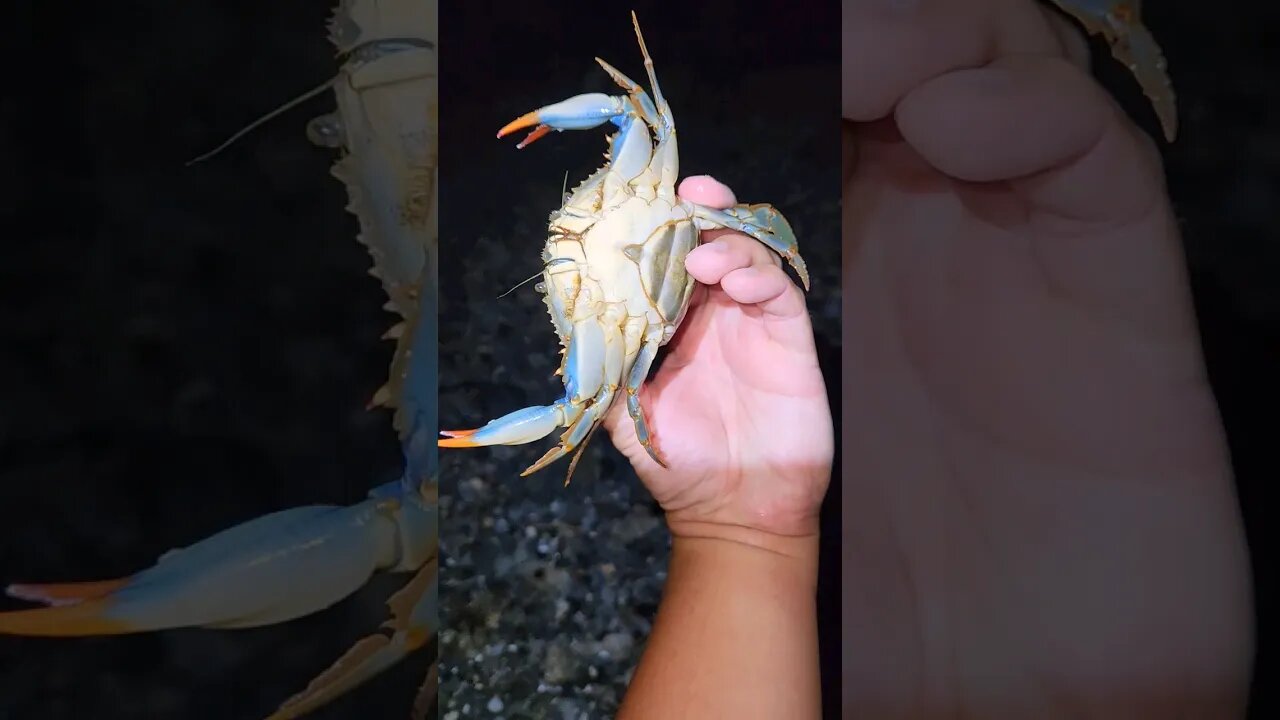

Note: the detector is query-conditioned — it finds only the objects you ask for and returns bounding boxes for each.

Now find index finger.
[844,0,1165,225]
[842,0,1062,123]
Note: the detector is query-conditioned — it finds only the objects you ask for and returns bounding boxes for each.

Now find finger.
[677,175,746,249]
[896,53,1163,224]
[677,175,737,209]
[845,0,1165,226]
[842,0,1063,122]
[720,264,808,322]
[685,232,782,287]
[720,261,818,353]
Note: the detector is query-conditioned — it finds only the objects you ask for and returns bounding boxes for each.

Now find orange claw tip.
[0,599,135,637]
[439,428,478,438]
[516,124,552,149]
[438,429,481,448]
[6,578,130,606]
[496,111,542,139]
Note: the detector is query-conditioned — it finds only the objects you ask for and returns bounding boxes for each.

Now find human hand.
[843,0,1252,716]
[602,175,833,550]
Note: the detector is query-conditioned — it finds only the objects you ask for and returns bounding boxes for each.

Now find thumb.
[678,175,737,209]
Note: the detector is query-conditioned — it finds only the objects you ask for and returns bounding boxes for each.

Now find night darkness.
[1125,5,1278,718]
[1,0,1275,719]
[2,1,427,719]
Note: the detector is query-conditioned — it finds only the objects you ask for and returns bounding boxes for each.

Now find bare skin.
[610,175,833,720]
[611,1,1253,718]
[843,1,1253,718]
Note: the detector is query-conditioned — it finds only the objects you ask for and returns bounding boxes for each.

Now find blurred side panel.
[0,1,438,718]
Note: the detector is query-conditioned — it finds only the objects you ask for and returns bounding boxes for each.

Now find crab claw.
[496,92,628,145]
[0,480,434,639]
[6,579,130,608]
[514,124,552,149]
[438,403,567,447]
[0,582,136,636]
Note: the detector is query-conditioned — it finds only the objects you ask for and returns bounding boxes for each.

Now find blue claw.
[496,92,648,150]
[438,403,567,447]
[498,92,626,135]
[0,480,434,637]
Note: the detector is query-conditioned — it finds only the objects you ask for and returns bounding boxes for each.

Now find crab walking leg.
[1112,19,1177,142]
[628,11,668,121]
[520,305,628,477]
[624,10,679,203]
[592,58,660,130]
[439,314,607,448]
[624,326,666,467]
[413,662,441,720]
[521,382,618,479]
[0,480,434,637]
[266,555,438,720]
[693,204,811,291]
[1046,0,1178,141]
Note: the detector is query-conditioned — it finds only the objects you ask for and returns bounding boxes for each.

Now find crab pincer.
[0,479,436,718]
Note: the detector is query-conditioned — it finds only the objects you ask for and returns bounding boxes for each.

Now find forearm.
[617,525,822,720]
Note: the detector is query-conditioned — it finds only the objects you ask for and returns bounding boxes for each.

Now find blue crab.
[438,12,810,484]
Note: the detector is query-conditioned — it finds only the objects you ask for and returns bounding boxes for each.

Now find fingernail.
[683,175,714,192]
[679,175,737,206]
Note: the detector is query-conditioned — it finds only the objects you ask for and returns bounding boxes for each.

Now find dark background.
[435,1,841,718]
[0,0,1274,719]
[1,1,430,719]
[1121,5,1277,718]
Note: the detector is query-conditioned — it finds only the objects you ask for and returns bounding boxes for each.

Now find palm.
[842,76,1253,720]
[604,192,832,537]
[847,118,1213,471]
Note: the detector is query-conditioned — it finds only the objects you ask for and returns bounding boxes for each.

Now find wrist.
[657,467,830,546]
[666,519,820,589]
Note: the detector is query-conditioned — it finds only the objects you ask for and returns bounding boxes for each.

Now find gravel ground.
[435,4,841,718]
[0,2,1276,720]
